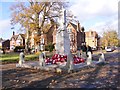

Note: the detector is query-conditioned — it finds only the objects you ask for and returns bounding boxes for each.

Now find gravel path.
[1,51,120,89]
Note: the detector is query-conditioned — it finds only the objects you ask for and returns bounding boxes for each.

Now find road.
[1,49,120,89]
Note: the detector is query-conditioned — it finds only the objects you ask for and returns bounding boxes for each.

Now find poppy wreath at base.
[45,54,85,65]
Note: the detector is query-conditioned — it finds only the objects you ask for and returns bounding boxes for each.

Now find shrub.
[14,46,25,52]
[45,43,54,52]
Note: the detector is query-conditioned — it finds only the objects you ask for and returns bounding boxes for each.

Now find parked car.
[105,46,114,52]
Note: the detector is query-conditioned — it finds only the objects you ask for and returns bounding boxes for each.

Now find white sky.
[69,0,118,36]
[0,0,119,39]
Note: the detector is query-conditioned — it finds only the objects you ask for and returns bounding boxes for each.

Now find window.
[69,34,73,41]
[69,34,75,42]
[68,28,72,33]
[16,40,22,46]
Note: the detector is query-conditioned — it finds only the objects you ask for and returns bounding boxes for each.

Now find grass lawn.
[0,53,39,64]
[0,51,53,64]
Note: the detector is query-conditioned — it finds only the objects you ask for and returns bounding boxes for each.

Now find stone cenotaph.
[55,7,74,72]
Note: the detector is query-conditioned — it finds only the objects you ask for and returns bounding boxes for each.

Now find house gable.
[10,33,25,48]
[67,22,77,29]
[11,37,15,41]
[17,35,23,40]
[67,23,77,34]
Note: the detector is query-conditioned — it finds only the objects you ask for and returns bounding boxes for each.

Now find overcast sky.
[0,0,119,39]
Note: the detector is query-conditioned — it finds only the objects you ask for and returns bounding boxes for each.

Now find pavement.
[1,50,120,89]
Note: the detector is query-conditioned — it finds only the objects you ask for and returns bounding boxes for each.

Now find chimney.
[13,31,15,35]
[81,27,85,32]
[77,21,80,32]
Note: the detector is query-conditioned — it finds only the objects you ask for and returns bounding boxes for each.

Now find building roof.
[67,22,82,32]
[67,22,77,30]
[11,34,25,41]
[0,39,10,43]
[0,38,3,42]
[68,22,77,30]
[85,31,98,37]
[11,35,18,40]
[46,25,55,34]
[19,34,25,39]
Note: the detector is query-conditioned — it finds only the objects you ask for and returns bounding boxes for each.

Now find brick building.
[53,22,86,52]
[67,22,85,52]
[85,30,100,50]
[0,38,10,50]
[10,31,25,51]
